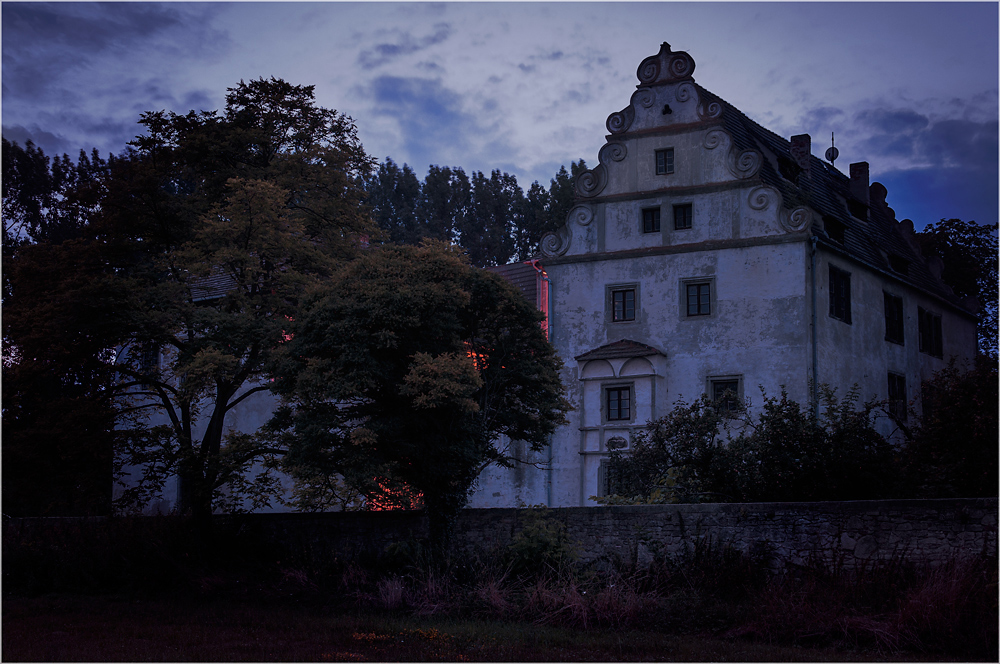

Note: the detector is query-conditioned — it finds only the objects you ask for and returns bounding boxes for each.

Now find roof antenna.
[825,132,839,168]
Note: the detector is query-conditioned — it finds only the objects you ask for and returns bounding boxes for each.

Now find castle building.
[468,42,978,507]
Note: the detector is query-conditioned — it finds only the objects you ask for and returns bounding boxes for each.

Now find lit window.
[673,203,692,230]
[829,265,851,324]
[606,386,631,421]
[655,148,674,175]
[642,208,660,233]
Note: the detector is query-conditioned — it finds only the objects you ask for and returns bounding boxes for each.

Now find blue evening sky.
[3,2,997,229]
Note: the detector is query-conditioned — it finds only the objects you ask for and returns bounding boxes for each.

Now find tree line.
[365,157,586,267]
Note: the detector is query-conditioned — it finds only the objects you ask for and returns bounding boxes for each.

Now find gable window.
[884,292,904,345]
[889,254,910,275]
[888,372,907,422]
[606,386,631,421]
[655,148,674,175]
[642,207,661,233]
[686,282,711,316]
[829,265,851,324]
[611,288,636,322]
[673,203,693,230]
[918,307,943,357]
[824,216,846,244]
[709,376,744,416]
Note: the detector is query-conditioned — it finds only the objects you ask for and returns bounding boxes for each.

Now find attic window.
[847,199,868,220]
[778,156,802,183]
[889,254,910,275]
[824,216,846,244]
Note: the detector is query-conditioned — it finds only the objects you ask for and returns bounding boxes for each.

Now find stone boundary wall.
[229,498,996,570]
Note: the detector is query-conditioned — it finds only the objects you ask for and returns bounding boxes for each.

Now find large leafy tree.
[268,241,569,551]
[4,78,375,521]
[3,139,119,515]
[916,218,998,357]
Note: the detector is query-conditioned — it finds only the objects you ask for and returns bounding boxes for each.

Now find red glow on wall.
[367,477,424,511]
[527,260,549,339]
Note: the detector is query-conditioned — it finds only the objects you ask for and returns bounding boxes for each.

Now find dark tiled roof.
[575,338,665,361]
[190,269,237,302]
[696,84,965,310]
[487,262,539,304]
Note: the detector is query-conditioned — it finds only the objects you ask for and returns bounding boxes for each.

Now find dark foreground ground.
[4,516,996,662]
[2,594,967,663]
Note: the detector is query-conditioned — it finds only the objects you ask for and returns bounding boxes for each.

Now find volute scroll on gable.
[539,204,595,258]
[747,186,816,234]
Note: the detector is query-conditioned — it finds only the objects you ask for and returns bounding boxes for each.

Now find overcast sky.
[3,2,997,228]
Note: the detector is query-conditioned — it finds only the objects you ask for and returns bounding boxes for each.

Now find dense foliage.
[268,241,569,550]
[4,79,377,520]
[899,356,998,498]
[916,218,998,357]
[599,387,896,505]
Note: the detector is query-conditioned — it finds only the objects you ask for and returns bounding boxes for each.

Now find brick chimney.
[850,162,870,206]
[790,134,811,173]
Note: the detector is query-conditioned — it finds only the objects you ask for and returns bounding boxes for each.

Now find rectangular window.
[888,372,907,422]
[686,282,711,316]
[673,203,692,230]
[918,307,943,357]
[710,377,743,416]
[655,148,674,175]
[642,207,660,233]
[884,292,904,345]
[606,386,631,421]
[829,265,851,324]
[612,288,636,322]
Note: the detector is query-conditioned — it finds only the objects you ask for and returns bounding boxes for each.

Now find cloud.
[855,108,929,134]
[363,75,520,177]
[1,3,227,104]
[1,124,75,156]
[357,23,452,69]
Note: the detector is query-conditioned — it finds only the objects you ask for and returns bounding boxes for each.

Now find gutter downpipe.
[528,260,555,507]
[810,236,820,419]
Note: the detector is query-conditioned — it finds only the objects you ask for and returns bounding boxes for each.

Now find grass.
[2,594,956,662]
[3,514,997,661]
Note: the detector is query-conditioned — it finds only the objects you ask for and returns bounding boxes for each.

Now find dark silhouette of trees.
[3,79,376,521]
[916,218,998,357]
[364,158,586,266]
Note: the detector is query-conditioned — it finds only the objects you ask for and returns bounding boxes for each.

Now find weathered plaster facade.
[469,42,977,508]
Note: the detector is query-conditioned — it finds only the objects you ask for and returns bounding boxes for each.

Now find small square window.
[606,386,631,421]
[918,307,943,358]
[709,376,743,416]
[655,148,674,175]
[686,282,711,316]
[673,204,692,230]
[612,288,636,322]
[888,372,907,422]
[884,292,904,345]
[829,265,851,324]
[642,207,660,233]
